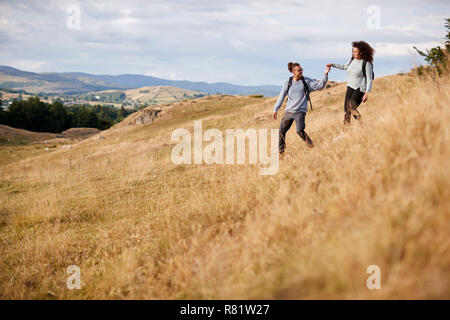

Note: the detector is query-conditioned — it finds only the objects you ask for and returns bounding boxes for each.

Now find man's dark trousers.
[279,111,312,153]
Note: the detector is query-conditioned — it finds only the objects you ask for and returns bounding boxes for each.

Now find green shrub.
[414,18,450,75]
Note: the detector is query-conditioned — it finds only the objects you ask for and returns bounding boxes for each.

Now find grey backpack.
[350,56,375,79]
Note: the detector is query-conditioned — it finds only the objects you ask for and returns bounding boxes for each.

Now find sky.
[0,0,448,86]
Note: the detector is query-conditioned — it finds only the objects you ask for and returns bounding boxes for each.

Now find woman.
[273,62,330,154]
[327,41,375,125]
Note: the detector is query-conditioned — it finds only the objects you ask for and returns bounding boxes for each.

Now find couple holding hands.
[274,40,375,154]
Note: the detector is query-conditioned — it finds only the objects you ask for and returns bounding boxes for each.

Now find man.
[274,62,331,154]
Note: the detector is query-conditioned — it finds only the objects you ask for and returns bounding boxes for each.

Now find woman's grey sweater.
[332,58,373,92]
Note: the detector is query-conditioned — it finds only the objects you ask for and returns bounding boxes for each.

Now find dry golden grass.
[125,86,203,105]
[0,124,59,144]
[0,69,449,299]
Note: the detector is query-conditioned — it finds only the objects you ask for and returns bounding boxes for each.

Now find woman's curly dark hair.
[352,41,375,63]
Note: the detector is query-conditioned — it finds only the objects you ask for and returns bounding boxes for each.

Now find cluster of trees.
[1,88,29,94]
[414,18,450,75]
[71,91,126,103]
[0,97,134,133]
[182,92,206,99]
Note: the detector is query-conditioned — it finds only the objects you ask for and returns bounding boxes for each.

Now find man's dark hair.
[287,62,300,72]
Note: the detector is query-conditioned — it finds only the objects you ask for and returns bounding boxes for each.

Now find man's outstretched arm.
[273,81,289,120]
[307,66,330,91]
[273,80,288,114]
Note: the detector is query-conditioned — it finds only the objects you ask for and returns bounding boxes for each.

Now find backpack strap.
[300,76,313,111]
[286,76,314,111]
[361,60,375,78]
[362,60,367,78]
[286,76,293,95]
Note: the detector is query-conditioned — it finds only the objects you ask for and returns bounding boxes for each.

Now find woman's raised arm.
[329,57,353,70]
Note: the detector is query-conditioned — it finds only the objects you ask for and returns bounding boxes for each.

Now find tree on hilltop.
[414,18,450,75]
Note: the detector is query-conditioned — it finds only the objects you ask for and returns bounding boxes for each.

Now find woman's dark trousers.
[344,86,365,124]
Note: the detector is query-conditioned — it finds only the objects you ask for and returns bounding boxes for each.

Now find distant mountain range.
[0,65,281,97]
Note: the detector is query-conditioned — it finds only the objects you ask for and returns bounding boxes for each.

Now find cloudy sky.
[0,0,448,86]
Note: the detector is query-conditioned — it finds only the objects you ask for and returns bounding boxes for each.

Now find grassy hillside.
[0,68,448,299]
[125,86,205,105]
[0,125,101,166]
[71,86,206,107]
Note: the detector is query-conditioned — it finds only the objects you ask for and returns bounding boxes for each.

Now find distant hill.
[0,85,206,109]
[0,65,121,94]
[72,86,206,107]
[0,65,281,96]
[124,86,204,105]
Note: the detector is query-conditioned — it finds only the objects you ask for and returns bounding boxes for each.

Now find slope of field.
[0,125,100,144]
[125,86,204,104]
[0,89,34,101]
[0,124,59,144]
[0,69,448,299]
[0,125,101,166]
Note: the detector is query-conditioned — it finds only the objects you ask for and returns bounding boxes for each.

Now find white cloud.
[7,60,48,72]
[374,41,443,57]
[0,0,448,85]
